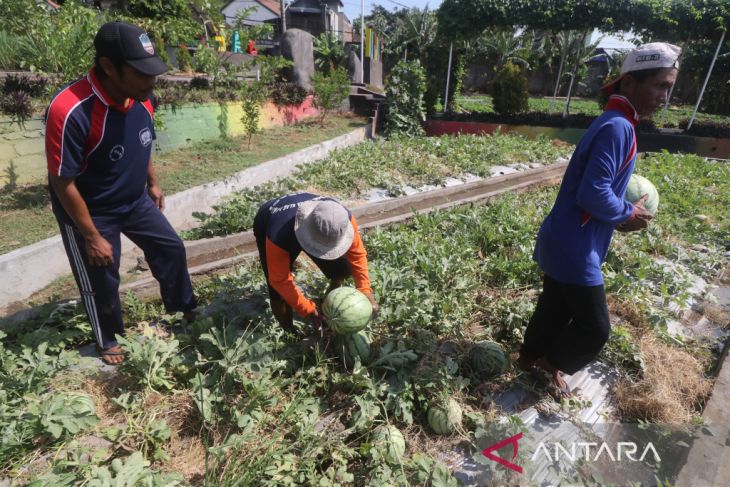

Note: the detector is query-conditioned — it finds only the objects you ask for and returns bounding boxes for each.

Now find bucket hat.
[294,199,354,260]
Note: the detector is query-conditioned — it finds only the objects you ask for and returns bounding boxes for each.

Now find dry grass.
[81,372,133,426]
[607,296,650,332]
[614,335,712,424]
[81,376,211,485]
[165,436,207,486]
[697,302,730,329]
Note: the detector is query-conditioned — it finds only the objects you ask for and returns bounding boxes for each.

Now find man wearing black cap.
[45,22,196,365]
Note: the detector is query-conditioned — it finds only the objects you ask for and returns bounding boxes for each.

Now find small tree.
[311,67,351,127]
[492,61,528,116]
[313,33,347,74]
[384,60,426,137]
[238,55,293,148]
[240,81,267,149]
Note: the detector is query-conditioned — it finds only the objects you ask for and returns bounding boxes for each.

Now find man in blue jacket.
[518,43,681,398]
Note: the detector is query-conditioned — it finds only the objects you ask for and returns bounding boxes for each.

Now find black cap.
[94,21,168,76]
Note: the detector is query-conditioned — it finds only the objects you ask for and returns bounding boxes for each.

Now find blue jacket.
[534,95,639,286]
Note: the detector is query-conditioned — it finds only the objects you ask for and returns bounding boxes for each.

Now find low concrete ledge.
[0,125,371,310]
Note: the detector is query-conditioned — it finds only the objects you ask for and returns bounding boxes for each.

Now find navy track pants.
[54,195,196,350]
[520,274,611,375]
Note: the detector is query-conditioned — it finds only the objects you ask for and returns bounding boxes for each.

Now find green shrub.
[385,60,426,137]
[18,2,101,83]
[311,66,351,127]
[492,62,528,116]
[0,31,26,70]
[193,46,220,75]
[270,81,308,107]
[176,46,193,72]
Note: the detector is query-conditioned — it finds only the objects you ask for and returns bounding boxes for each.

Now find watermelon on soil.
[427,398,463,435]
[469,341,507,379]
[624,174,659,215]
[371,425,406,464]
[322,287,372,335]
[337,330,371,367]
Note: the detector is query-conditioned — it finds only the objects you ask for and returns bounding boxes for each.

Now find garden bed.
[183,133,573,240]
[424,120,730,159]
[455,95,730,137]
[0,145,727,484]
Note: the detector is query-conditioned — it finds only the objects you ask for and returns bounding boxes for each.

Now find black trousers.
[54,195,196,350]
[253,207,350,303]
[520,274,611,375]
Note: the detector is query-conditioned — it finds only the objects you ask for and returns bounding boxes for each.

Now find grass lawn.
[456,95,728,128]
[0,114,366,255]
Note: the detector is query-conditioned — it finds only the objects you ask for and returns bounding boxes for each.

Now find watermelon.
[427,398,462,435]
[469,341,507,379]
[322,287,372,335]
[371,425,406,464]
[624,174,659,215]
[337,330,371,367]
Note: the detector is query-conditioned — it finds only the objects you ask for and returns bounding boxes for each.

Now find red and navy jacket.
[45,67,156,215]
[533,95,638,286]
[261,193,372,317]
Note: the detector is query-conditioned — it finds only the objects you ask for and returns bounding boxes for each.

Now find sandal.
[97,346,125,365]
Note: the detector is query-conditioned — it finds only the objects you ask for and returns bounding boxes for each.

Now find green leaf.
[38,392,98,439]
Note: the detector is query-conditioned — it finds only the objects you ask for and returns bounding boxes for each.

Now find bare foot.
[100,345,124,365]
[535,358,570,398]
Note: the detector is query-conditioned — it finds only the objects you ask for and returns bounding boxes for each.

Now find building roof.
[221,0,281,16]
[258,0,281,15]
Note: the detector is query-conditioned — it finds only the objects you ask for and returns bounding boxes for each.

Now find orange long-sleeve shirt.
[266,216,371,317]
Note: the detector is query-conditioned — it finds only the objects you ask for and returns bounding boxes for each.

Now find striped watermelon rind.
[427,398,462,435]
[624,174,659,215]
[371,425,405,464]
[323,287,372,335]
[469,341,506,379]
[338,331,371,367]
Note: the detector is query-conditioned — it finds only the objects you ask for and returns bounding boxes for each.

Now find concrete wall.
[0,96,320,186]
[0,117,46,187]
[0,125,371,310]
[364,58,383,89]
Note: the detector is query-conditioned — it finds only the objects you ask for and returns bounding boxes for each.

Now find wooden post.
[280,0,286,34]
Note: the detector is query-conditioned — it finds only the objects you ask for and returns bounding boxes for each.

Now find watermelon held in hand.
[322,287,372,335]
[427,398,463,435]
[469,341,507,379]
[337,330,371,367]
[371,425,406,464]
[624,174,659,215]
